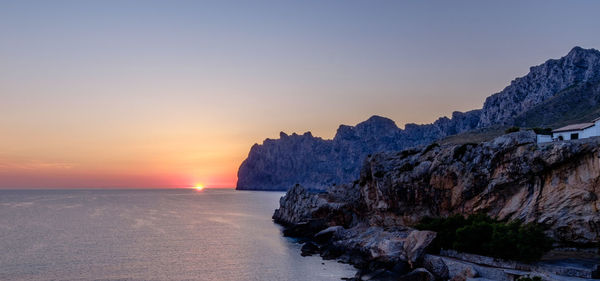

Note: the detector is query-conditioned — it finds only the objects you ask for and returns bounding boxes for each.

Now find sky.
[1,0,600,188]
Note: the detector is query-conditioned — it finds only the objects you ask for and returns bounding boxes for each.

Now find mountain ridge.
[237,46,600,191]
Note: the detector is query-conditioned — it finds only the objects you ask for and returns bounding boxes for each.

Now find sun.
[194,184,205,191]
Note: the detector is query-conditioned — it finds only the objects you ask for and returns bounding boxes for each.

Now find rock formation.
[237,113,481,191]
[358,131,599,244]
[238,47,600,191]
[479,46,600,127]
[237,116,417,191]
[273,132,600,280]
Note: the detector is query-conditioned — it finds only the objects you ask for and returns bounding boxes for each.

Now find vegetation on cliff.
[416,214,553,263]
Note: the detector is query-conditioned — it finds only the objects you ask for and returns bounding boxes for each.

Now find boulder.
[314,225,345,243]
[300,242,319,256]
[423,255,449,280]
[272,184,327,226]
[404,230,437,267]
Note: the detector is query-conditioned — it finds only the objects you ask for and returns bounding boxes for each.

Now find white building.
[536,134,553,143]
[537,117,600,143]
[552,117,600,141]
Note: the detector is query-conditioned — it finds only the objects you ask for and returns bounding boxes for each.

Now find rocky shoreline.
[274,185,436,280]
[272,131,600,280]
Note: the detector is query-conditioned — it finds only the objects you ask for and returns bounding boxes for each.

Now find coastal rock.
[314,226,345,243]
[430,255,517,281]
[332,226,410,262]
[273,184,359,237]
[404,231,437,267]
[358,131,600,244]
[273,131,600,279]
[423,255,449,280]
[447,262,479,281]
[301,242,320,256]
[272,184,327,226]
[273,188,439,273]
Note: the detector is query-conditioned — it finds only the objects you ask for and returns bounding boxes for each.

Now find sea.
[0,189,356,281]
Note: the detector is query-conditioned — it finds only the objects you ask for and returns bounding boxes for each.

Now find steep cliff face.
[358,131,600,244]
[479,47,600,127]
[513,79,600,128]
[238,47,600,191]
[236,132,334,190]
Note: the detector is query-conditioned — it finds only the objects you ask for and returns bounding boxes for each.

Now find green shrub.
[505,126,520,134]
[416,214,467,252]
[454,220,494,254]
[416,214,552,263]
[531,127,553,135]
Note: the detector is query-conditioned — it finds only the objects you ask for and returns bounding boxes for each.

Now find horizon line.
[0,186,236,190]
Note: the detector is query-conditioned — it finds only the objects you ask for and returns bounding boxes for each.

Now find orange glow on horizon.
[194,184,205,191]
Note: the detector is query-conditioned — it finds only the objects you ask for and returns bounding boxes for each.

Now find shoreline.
[274,202,600,281]
[270,131,600,280]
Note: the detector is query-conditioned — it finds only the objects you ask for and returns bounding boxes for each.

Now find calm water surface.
[0,189,356,281]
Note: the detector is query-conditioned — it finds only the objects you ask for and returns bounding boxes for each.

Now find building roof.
[593,116,600,123]
[552,123,595,133]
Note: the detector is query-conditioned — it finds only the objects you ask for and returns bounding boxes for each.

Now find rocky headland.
[238,47,600,191]
[273,131,600,280]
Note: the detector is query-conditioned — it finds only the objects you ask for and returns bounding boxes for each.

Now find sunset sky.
[1,0,600,188]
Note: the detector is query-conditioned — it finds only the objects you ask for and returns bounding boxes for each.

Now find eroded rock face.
[359,131,600,244]
[479,47,600,127]
[272,133,600,280]
[272,184,360,239]
[272,184,328,226]
[237,132,334,191]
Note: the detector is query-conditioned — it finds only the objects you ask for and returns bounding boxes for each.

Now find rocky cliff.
[273,132,600,280]
[479,46,600,127]
[358,131,600,244]
[238,47,600,191]
[237,113,481,191]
